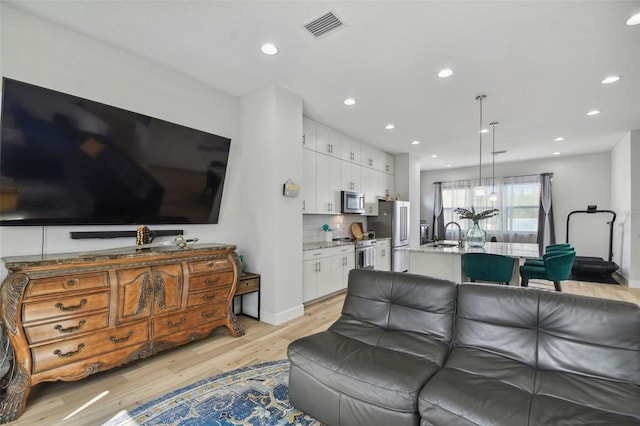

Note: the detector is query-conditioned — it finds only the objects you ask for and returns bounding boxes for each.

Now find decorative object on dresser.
[0,243,244,423]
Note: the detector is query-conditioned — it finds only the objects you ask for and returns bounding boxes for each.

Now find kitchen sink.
[428,242,460,248]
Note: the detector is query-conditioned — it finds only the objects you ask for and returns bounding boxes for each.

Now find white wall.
[611,134,632,282]
[420,152,612,258]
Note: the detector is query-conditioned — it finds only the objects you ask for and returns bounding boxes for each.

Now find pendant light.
[489,121,498,202]
[474,95,487,197]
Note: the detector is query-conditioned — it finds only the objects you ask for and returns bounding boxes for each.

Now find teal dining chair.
[520,250,576,292]
[462,253,515,285]
[524,245,574,268]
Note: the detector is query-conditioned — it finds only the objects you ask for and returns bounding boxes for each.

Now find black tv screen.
[0,78,231,226]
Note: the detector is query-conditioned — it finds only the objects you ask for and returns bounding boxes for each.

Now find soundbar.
[70,229,184,239]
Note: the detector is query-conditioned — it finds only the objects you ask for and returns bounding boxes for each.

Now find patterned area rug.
[104,359,321,426]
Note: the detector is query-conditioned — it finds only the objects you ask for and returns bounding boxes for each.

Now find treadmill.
[566,205,619,283]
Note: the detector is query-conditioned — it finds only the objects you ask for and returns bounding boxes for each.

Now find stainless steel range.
[355,239,376,270]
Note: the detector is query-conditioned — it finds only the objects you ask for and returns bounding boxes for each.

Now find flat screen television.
[0,78,232,226]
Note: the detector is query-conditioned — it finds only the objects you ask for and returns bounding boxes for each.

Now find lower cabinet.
[303,245,355,303]
[375,239,392,271]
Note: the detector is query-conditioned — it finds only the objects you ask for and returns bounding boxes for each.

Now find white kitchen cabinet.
[316,124,341,157]
[360,144,379,169]
[331,246,355,290]
[379,152,395,175]
[361,167,379,216]
[341,160,361,193]
[375,239,391,271]
[303,245,355,303]
[303,117,317,151]
[302,149,317,213]
[340,135,361,164]
[378,170,395,200]
[316,153,341,214]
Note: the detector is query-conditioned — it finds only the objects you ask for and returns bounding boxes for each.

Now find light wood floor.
[8,279,640,426]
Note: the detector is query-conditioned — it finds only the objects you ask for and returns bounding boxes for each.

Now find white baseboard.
[259,304,305,326]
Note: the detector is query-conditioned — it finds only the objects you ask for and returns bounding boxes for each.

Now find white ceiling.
[7,0,640,170]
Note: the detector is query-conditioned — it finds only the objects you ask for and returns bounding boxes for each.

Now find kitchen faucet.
[444,222,463,247]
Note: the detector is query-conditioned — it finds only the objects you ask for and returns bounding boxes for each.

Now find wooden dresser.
[0,243,244,423]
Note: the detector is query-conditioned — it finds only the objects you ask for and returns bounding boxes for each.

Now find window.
[440,175,540,243]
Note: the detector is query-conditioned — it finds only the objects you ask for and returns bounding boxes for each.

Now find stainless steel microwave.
[341,191,365,214]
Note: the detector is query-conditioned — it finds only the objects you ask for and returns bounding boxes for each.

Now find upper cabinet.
[301,117,394,216]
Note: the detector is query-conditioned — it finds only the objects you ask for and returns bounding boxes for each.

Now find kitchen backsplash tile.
[303,215,369,243]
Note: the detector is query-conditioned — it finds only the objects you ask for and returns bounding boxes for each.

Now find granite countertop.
[409,241,540,259]
[2,242,236,269]
[303,240,356,251]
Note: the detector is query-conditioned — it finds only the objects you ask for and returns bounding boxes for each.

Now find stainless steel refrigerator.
[369,200,410,272]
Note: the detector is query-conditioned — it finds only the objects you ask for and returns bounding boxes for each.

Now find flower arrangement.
[454,206,499,223]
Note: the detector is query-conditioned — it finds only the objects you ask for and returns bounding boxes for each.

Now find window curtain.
[536,173,556,252]
[432,182,445,239]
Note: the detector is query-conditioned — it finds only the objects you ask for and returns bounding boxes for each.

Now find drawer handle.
[55,299,87,312]
[66,279,79,287]
[109,331,134,343]
[166,317,186,328]
[203,291,218,301]
[207,261,214,267]
[204,277,220,285]
[54,320,86,334]
[54,343,85,358]
[201,309,217,319]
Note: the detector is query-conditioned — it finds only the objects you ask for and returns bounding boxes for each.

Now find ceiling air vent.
[304,10,344,39]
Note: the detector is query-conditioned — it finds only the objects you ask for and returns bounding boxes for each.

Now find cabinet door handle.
[205,277,221,285]
[201,309,217,319]
[54,320,86,334]
[55,299,87,312]
[203,291,219,301]
[54,343,85,358]
[109,331,134,343]
[165,318,186,328]
[303,134,306,145]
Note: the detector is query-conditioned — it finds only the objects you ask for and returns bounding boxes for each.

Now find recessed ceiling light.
[437,68,454,78]
[626,12,640,26]
[260,43,278,55]
[385,124,395,130]
[552,152,561,156]
[554,137,565,142]
[446,164,452,168]
[431,154,438,158]
[587,110,601,116]
[479,129,489,134]
[343,98,356,106]
[412,140,420,145]
[601,76,621,84]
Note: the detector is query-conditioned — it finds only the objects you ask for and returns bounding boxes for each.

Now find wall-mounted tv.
[0,78,232,226]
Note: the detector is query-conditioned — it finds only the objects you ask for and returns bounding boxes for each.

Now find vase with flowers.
[454,206,499,247]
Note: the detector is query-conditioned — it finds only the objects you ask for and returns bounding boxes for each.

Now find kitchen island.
[408,241,540,285]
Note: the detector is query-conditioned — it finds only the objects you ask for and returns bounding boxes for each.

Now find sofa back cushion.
[455,284,539,366]
[337,269,457,344]
[455,284,640,384]
[537,291,640,384]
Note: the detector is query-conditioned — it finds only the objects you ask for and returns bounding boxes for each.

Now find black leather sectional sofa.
[287,269,640,425]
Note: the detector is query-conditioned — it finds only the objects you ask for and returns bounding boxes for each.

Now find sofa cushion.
[289,330,447,413]
[419,347,534,426]
[537,290,640,384]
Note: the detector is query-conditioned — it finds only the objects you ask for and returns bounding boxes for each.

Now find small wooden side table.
[235,272,260,321]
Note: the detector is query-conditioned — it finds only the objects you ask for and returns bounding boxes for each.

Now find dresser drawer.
[25,311,109,344]
[25,273,109,298]
[187,259,233,275]
[22,292,110,323]
[189,271,234,292]
[152,302,227,339]
[236,277,259,295]
[186,287,232,308]
[31,321,148,373]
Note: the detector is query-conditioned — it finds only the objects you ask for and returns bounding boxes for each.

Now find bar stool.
[462,253,515,285]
